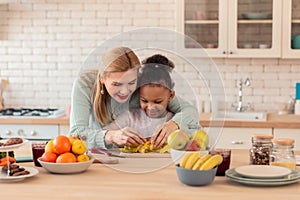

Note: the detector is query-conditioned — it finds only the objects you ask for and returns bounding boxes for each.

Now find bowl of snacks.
[175,152,222,186]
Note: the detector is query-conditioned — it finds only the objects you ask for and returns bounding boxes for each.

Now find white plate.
[0,139,29,151]
[235,165,292,179]
[0,166,39,183]
[226,168,300,182]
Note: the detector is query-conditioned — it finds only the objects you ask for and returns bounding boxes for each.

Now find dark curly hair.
[138,54,175,90]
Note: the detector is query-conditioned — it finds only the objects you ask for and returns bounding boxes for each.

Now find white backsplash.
[0,0,299,113]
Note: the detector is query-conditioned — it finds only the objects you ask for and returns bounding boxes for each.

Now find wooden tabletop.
[3,148,300,200]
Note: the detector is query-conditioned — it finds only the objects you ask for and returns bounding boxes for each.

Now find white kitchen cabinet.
[59,125,70,136]
[204,127,273,149]
[282,0,300,58]
[176,0,282,58]
[273,128,300,150]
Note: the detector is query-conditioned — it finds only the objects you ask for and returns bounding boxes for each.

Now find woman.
[70,47,199,149]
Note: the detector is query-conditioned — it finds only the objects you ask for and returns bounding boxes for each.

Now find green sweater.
[69,73,199,149]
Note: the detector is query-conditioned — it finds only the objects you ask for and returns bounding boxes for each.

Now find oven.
[0,108,66,141]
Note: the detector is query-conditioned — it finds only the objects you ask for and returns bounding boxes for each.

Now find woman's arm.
[167,95,200,132]
[69,76,108,149]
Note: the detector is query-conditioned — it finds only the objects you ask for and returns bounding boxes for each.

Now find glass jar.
[270,138,296,170]
[249,134,273,165]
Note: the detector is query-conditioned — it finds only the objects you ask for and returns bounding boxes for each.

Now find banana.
[179,152,196,168]
[192,154,212,170]
[199,154,223,170]
[184,152,201,169]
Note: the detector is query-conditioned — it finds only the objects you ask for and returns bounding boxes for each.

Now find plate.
[0,166,39,183]
[242,13,272,19]
[226,168,300,186]
[235,165,292,179]
[0,139,29,151]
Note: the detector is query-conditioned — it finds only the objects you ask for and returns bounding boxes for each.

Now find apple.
[185,139,201,151]
[167,130,190,150]
[191,130,209,150]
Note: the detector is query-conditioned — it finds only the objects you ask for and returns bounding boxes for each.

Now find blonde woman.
[70,47,199,149]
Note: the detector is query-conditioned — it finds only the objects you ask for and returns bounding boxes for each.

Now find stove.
[0,108,66,140]
[0,108,65,118]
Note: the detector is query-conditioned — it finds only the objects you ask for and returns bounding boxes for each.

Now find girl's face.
[101,69,137,103]
[139,85,175,118]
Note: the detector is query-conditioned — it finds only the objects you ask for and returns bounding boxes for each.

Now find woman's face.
[139,85,174,118]
[102,69,137,103]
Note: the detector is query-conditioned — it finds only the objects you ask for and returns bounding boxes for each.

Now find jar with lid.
[249,134,273,165]
[270,138,296,169]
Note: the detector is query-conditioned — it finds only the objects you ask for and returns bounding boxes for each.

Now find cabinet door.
[273,128,300,150]
[59,125,70,136]
[227,0,282,57]
[176,0,228,57]
[282,0,300,58]
[204,127,272,149]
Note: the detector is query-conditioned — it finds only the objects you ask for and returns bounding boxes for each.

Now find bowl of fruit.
[175,152,222,186]
[38,135,94,174]
[168,129,209,164]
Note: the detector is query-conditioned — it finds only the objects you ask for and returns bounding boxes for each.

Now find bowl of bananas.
[175,152,223,186]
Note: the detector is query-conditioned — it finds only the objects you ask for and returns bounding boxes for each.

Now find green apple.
[167,130,190,150]
[191,130,209,150]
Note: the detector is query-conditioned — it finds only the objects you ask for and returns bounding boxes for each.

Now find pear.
[167,130,190,150]
[191,130,209,150]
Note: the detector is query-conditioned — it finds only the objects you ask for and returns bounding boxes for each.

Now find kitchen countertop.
[0,116,69,125]
[4,147,300,200]
[200,113,300,128]
[1,113,300,129]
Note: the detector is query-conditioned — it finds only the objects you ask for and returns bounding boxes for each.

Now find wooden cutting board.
[120,152,170,158]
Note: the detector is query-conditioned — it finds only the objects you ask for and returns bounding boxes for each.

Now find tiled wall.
[0,0,299,114]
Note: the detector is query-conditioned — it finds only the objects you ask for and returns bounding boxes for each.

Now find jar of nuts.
[249,134,273,165]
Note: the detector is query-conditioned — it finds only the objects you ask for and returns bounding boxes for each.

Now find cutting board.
[91,153,119,164]
[120,152,170,158]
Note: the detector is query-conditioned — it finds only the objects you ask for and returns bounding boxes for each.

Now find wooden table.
[2,149,300,200]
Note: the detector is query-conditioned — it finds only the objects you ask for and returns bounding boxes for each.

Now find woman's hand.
[150,120,179,148]
[105,127,147,147]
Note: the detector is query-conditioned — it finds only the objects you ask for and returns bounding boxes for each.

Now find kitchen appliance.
[0,108,65,118]
[0,108,66,140]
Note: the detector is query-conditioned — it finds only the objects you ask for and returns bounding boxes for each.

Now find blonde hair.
[91,47,140,125]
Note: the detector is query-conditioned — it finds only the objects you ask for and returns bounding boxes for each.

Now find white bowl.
[170,149,208,164]
[38,156,94,174]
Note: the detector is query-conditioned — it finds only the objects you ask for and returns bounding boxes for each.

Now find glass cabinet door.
[178,0,228,57]
[282,0,300,58]
[228,0,281,57]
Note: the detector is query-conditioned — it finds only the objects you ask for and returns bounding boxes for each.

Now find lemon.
[77,154,90,162]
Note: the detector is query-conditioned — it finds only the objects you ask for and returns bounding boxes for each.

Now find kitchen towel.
[296,83,300,100]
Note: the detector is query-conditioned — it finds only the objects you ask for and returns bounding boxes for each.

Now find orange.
[45,139,55,153]
[53,135,71,155]
[56,152,77,163]
[77,154,90,162]
[40,152,58,163]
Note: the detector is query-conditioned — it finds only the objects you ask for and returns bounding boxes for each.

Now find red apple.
[185,139,201,151]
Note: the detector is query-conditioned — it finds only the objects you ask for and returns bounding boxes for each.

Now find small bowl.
[38,156,94,174]
[170,149,208,164]
[175,164,217,186]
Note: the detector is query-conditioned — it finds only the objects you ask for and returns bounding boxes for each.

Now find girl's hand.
[105,127,147,147]
[151,120,179,148]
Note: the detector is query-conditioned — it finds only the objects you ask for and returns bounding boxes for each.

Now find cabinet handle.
[222,51,226,54]
[18,129,25,136]
[229,51,233,54]
[231,141,243,144]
